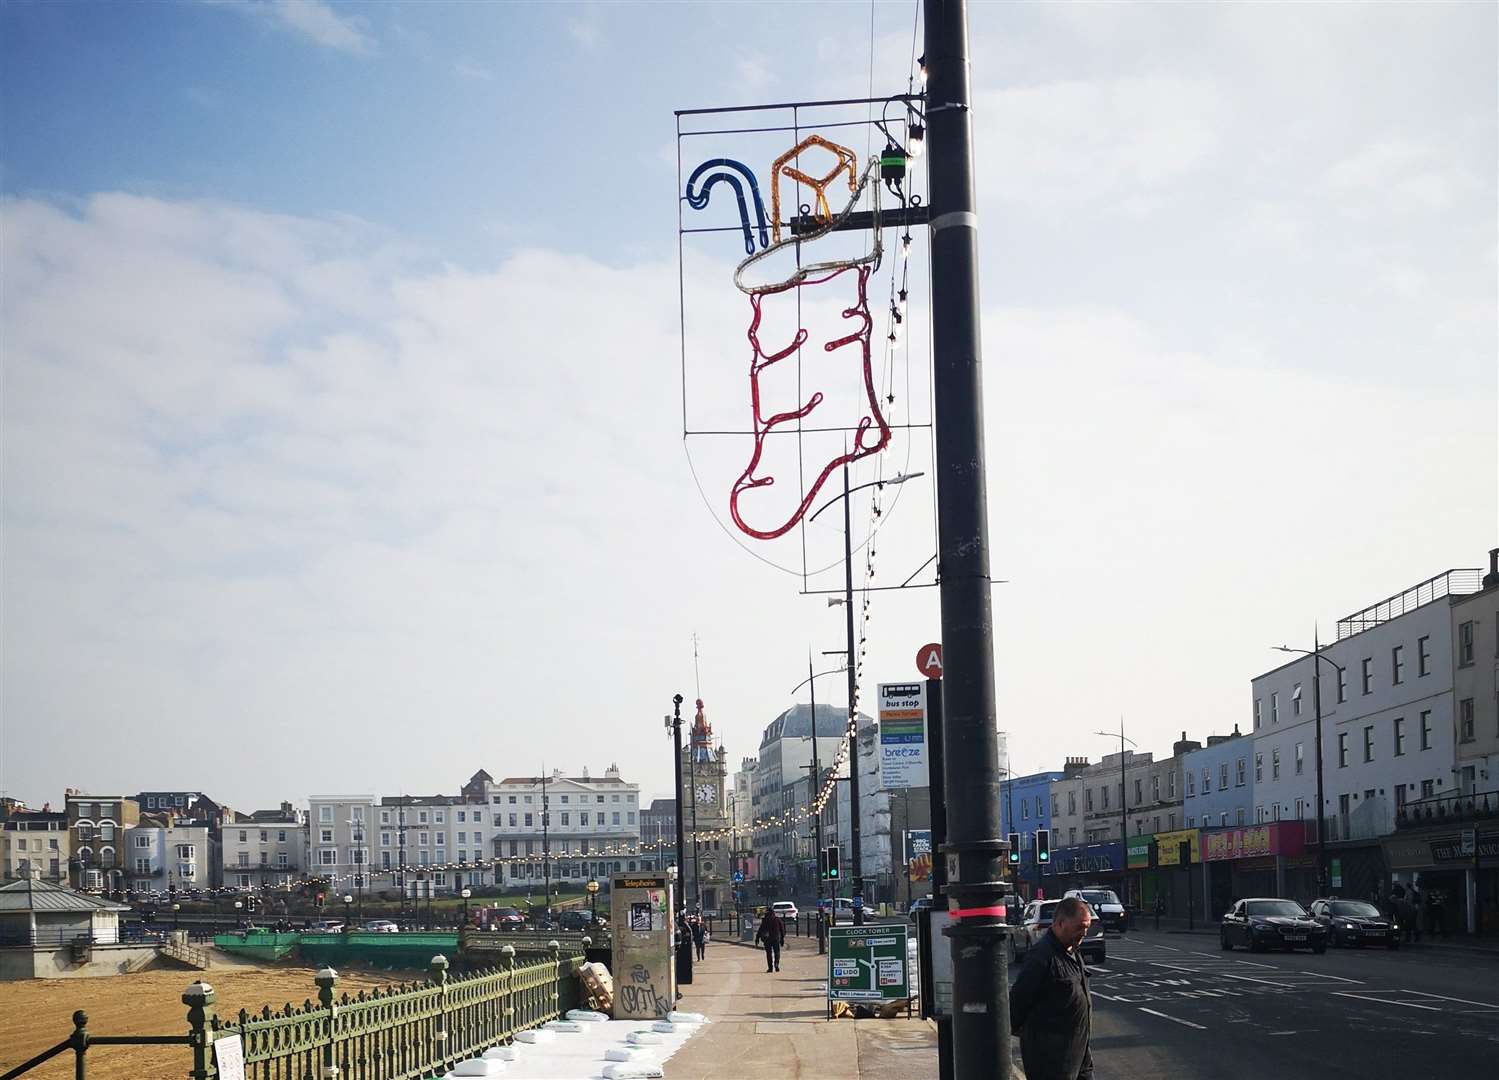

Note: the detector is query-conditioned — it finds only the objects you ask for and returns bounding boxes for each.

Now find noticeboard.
[878,683,928,789]
[828,924,910,1003]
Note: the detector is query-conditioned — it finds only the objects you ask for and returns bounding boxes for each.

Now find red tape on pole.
[949,905,1007,920]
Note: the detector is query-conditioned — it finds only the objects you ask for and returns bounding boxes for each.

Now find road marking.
[1333,991,1439,1011]
[1138,1007,1207,1029]
[1107,955,1141,963]
[1299,970,1363,983]
[1267,1031,1298,1036]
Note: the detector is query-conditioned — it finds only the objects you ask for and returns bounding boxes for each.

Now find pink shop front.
[1201,821,1315,917]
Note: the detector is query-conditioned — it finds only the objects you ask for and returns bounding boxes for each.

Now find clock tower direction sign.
[682,698,731,913]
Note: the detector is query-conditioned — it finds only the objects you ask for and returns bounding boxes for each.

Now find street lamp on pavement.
[461,887,472,926]
[1094,725,1138,910]
[1274,640,1346,894]
[789,657,848,952]
[342,894,353,931]
[587,878,600,922]
[172,902,181,932]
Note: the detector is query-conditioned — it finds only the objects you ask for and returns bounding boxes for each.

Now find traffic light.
[826,846,840,880]
[1007,832,1021,865]
[1036,829,1050,864]
[819,847,829,880]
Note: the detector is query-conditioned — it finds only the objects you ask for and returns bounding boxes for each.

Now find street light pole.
[541,772,552,920]
[1275,638,1344,896]
[840,463,866,925]
[1094,725,1138,909]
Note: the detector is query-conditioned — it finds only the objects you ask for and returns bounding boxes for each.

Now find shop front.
[1384,826,1499,936]
[1038,841,1124,903]
[1201,821,1309,911]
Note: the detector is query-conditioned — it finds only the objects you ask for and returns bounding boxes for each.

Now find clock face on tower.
[695,783,717,805]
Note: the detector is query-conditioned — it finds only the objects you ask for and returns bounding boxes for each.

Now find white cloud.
[219,0,376,56]
[567,13,601,51]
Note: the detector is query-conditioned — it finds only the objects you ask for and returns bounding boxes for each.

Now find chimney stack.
[1483,547,1499,590]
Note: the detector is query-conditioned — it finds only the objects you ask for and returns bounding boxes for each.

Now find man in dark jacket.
[755,909,785,972]
[1009,896,1094,1080]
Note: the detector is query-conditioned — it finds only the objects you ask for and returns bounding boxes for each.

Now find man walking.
[691,915,707,961]
[1010,897,1095,1080]
[755,907,785,972]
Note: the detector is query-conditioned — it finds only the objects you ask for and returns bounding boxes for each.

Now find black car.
[1220,898,1327,953]
[558,910,602,932]
[1308,898,1399,949]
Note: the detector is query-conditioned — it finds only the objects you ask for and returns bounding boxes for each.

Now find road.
[1050,928,1499,1079]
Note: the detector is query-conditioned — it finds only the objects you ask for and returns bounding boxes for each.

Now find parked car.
[494,907,527,931]
[360,919,399,934]
[908,896,934,923]
[1308,898,1398,949]
[1220,898,1327,953]
[303,920,344,934]
[1063,887,1127,933]
[558,910,603,932]
[1012,899,1106,964]
[771,901,799,921]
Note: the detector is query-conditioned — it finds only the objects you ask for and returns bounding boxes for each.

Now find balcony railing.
[1395,790,1499,830]
[1337,568,1483,640]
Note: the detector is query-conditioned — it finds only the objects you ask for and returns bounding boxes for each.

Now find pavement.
[1066,927,1499,1079]
[665,936,937,1080]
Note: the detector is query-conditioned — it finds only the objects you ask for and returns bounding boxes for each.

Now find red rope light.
[729,264,892,540]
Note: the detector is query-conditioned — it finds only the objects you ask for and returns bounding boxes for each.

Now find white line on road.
[1299,971,1364,983]
[1138,1007,1207,1029]
[1333,991,1439,1011]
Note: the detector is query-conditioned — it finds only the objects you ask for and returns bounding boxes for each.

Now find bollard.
[183,981,217,1080]
[430,955,450,1066]
[70,1010,89,1080]
[315,967,339,1080]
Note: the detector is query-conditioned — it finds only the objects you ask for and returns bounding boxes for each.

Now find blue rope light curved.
[684,158,770,256]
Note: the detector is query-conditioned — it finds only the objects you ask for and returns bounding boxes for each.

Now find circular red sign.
[915,642,943,679]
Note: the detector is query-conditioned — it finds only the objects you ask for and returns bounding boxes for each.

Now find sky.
[1,1,1494,815]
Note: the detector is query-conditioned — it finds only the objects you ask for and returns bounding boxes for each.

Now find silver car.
[1011,899,1106,964]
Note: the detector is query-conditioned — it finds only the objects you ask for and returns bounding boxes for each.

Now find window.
[1102,785,1110,810]
[509,813,517,827]
[1292,683,1302,717]
[1051,794,1058,816]
[434,810,445,824]
[1255,753,1263,782]
[1235,759,1246,787]
[597,795,605,804]
[1459,621,1475,667]
[1235,809,1244,826]
[1295,742,1304,775]
[509,840,518,857]
[319,849,336,866]
[1167,772,1175,798]
[259,851,268,865]
[1220,812,1229,827]
[1363,725,1374,763]
[1294,798,1304,819]
[1271,692,1279,725]
[508,796,517,804]
[1271,747,1281,780]
[1202,768,1211,794]
[237,874,251,888]
[1420,710,1432,750]
[1069,791,1077,814]
[473,831,482,845]
[1085,789,1093,811]
[1254,699,1262,730]
[136,834,151,848]
[1186,771,1195,797]
[1021,801,1029,821]
[319,806,333,823]
[418,832,429,846]
[380,831,391,847]
[1134,779,1143,804]
[612,812,621,826]
[1418,635,1431,676]
[1219,763,1229,790]
[1069,827,1077,844]
[277,853,289,868]
[237,851,250,866]
[1361,658,1373,695]
[627,811,636,825]
[278,830,287,842]
[560,795,569,804]
[524,814,533,827]
[457,831,467,844]
[561,813,570,826]
[1421,779,1434,798]
[1338,733,1349,767]
[1188,817,1195,829]
[380,810,391,825]
[320,829,333,844]
[1394,716,1406,755]
[1459,698,1475,742]
[418,811,428,825]
[1152,776,1160,801]
[1391,646,1404,685]
[1337,665,1347,703]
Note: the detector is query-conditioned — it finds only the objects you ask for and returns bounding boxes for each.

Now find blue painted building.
[1181,729,1254,832]
[1000,770,1065,898]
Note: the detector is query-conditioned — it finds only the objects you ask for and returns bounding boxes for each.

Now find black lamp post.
[172,902,181,932]
[587,878,600,922]
[1275,640,1345,896]
[1095,725,1138,911]
[342,893,353,931]
[461,887,472,926]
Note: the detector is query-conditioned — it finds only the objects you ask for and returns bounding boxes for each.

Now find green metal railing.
[0,946,583,1080]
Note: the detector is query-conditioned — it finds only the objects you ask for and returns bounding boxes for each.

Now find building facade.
[1452,551,1499,792]
[680,700,731,913]
[639,798,676,872]
[66,795,139,892]
[1181,730,1254,830]
[125,822,214,894]
[221,812,305,890]
[308,797,375,894]
[999,770,1064,900]
[1,810,69,884]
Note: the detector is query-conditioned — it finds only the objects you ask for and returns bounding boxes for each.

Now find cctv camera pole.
[926,1,1010,1076]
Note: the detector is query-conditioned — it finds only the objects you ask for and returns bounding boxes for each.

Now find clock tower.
[681,698,731,912]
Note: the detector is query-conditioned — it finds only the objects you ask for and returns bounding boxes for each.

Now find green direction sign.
[828,925,910,1003]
